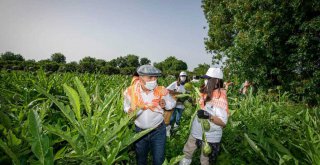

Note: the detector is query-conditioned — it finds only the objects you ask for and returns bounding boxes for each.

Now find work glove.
[197,110,211,119]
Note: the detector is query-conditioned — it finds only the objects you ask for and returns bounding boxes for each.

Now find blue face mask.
[145,80,157,90]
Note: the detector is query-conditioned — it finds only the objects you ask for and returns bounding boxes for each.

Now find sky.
[0,0,213,70]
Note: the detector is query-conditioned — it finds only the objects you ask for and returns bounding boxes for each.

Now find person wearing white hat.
[191,75,200,83]
[123,65,176,165]
[165,71,189,136]
[179,68,229,165]
[202,67,224,85]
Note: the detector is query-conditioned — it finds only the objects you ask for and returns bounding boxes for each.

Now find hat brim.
[138,73,161,77]
[201,75,211,79]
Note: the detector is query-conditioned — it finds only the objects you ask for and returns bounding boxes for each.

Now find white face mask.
[145,80,157,90]
[204,79,208,86]
[180,77,186,82]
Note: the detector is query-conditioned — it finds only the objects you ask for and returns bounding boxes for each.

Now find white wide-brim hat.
[202,67,223,79]
[179,71,187,76]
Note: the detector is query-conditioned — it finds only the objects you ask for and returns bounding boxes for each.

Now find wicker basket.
[163,109,174,125]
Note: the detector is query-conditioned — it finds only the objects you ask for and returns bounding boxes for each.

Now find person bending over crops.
[123,65,176,165]
[180,68,229,165]
[165,71,190,136]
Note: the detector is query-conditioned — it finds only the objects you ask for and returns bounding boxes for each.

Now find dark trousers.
[135,122,166,165]
[170,107,184,125]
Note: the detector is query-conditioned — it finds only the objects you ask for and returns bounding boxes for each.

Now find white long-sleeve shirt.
[167,81,186,109]
[191,102,228,143]
[123,86,176,129]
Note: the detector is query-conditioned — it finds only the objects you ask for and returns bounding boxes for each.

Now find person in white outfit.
[123,65,176,165]
[166,71,189,136]
[179,68,229,165]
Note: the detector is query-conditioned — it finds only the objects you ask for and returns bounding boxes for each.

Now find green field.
[0,70,319,165]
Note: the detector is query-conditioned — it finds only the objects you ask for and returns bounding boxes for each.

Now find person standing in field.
[123,65,176,165]
[179,68,229,165]
[239,80,252,95]
[166,71,189,136]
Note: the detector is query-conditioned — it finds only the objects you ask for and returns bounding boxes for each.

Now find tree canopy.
[193,63,210,76]
[0,52,24,61]
[202,0,320,104]
[140,57,151,65]
[154,56,188,75]
[51,53,66,63]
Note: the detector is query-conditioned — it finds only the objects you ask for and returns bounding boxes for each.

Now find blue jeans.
[135,122,166,165]
[170,107,184,125]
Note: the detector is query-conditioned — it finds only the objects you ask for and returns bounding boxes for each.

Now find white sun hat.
[203,67,223,79]
[179,71,187,76]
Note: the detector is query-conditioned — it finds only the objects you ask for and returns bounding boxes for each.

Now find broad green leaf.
[268,138,295,162]
[93,84,103,104]
[74,77,91,116]
[54,146,67,160]
[35,85,80,131]
[98,151,108,165]
[244,133,269,164]
[0,111,12,129]
[86,115,133,155]
[44,147,54,165]
[168,155,184,165]
[7,130,22,146]
[120,128,154,152]
[63,84,81,121]
[28,110,49,164]
[44,125,81,154]
[162,159,169,165]
[28,110,42,140]
[27,98,47,108]
[106,141,122,165]
[267,138,294,157]
[0,139,20,165]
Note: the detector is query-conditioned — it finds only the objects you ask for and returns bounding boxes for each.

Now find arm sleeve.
[215,108,228,125]
[123,89,131,113]
[166,81,177,90]
[162,93,176,110]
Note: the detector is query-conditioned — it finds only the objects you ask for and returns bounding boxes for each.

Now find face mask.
[204,79,208,86]
[180,77,186,82]
[145,80,157,90]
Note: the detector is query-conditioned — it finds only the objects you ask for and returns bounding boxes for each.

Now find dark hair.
[177,75,189,86]
[133,71,139,77]
[200,78,224,102]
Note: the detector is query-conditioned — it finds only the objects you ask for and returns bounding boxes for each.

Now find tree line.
[0,51,210,76]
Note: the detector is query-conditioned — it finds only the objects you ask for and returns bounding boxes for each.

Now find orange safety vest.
[131,76,140,85]
[199,89,229,115]
[126,79,168,111]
